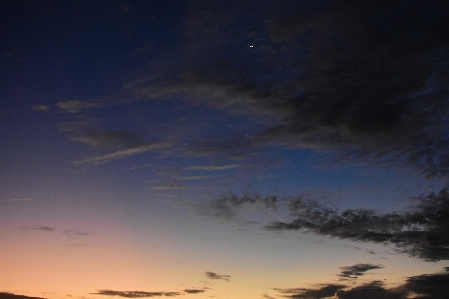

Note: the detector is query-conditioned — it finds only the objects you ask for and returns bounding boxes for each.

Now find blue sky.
[2,1,449,299]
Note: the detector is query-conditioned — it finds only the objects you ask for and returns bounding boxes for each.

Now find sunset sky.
[2,1,449,299]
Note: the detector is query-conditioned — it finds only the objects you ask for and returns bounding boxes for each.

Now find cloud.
[150,184,186,190]
[2,197,32,202]
[403,271,449,299]
[70,131,142,149]
[63,229,89,239]
[57,100,101,113]
[336,281,403,299]
[74,142,171,165]
[32,104,50,111]
[21,226,55,232]
[275,284,347,299]
[275,269,449,299]
[92,290,180,298]
[337,264,384,280]
[131,0,449,178]
[171,176,211,181]
[0,293,45,299]
[187,164,241,171]
[199,188,449,261]
[183,289,204,294]
[205,271,231,282]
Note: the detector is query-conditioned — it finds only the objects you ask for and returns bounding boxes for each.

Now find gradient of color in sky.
[2,1,449,299]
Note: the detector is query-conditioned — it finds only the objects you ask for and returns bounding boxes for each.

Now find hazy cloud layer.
[205,271,231,282]
[200,189,449,261]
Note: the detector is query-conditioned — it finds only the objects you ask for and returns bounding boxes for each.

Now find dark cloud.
[183,289,204,294]
[275,284,347,299]
[336,281,404,299]
[133,0,449,178]
[92,290,180,298]
[403,271,449,299]
[0,293,45,299]
[276,270,449,299]
[338,263,384,279]
[200,188,449,261]
[205,271,231,282]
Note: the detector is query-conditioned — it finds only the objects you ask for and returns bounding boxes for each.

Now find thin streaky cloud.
[21,226,55,232]
[32,104,50,111]
[92,290,180,298]
[63,229,89,239]
[171,175,211,181]
[70,130,142,150]
[57,100,101,113]
[187,164,240,171]
[2,197,32,202]
[75,142,172,165]
[150,184,186,190]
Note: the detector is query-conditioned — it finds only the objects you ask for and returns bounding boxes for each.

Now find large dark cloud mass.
[200,188,449,261]
[132,0,449,178]
[275,284,346,299]
[276,268,449,299]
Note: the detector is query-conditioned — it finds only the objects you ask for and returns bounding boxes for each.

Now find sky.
[1,1,449,299]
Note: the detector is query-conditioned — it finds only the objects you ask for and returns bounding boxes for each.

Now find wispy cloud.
[70,131,142,150]
[2,197,32,202]
[21,226,55,232]
[57,100,101,113]
[187,164,240,171]
[92,291,180,298]
[205,271,230,282]
[32,104,50,111]
[63,229,89,239]
[75,142,171,165]
[171,176,211,181]
[150,184,186,191]
[199,189,449,261]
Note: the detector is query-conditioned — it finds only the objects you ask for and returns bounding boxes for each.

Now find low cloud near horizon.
[198,188,449,262]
